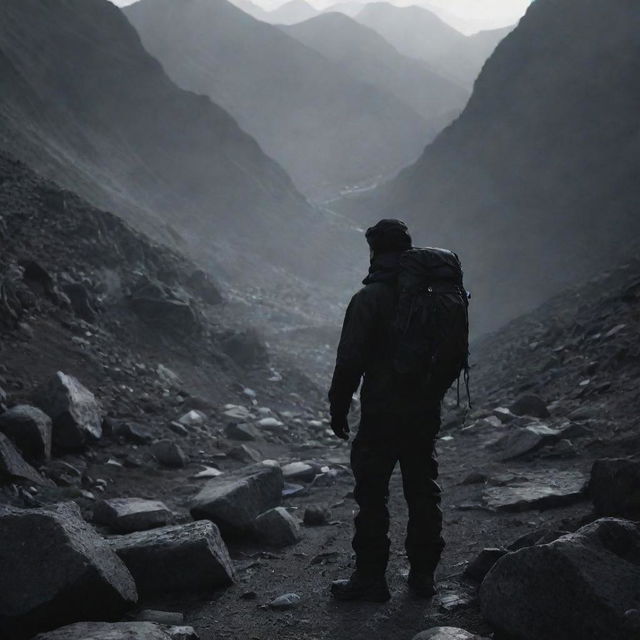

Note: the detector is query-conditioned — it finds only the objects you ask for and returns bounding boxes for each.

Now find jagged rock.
[0,405,52,461]
[228,444,263,464]
[0,433,51,486]
[412,628,484,640]
[43,459,84,486]
[491,424,561,460]
[151,440,188,468]
[186,268,222,305]
[480,518,640,640]
[33,621,198,640]
[225,422,261,442]
[110,520,235,595]
[157,365,181,388]
[268,593,301,610]
[190,462,283,537]
[254,507,301,547]
[33,372,101,449]
[220,329,268,367]
[509,394,550,419]
[590,458,640,518]
[303,505,331,526]
[94,498,173,533]
[281,461,318,482]
[114,421,153,444]
[464,548,507,582]
[483,470,587,511]
[222,405,252,422]
[177,410,206,427]
[0,503,137,639]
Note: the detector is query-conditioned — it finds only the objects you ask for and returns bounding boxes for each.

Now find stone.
[303,505,331,526]
[509,394,550,419]
[110,521,235,595]
[257,417,285,430]
[115,422,153,444]
[254,507,301,547]
[222,405,252,422]
[33,621,198,640]
[228,444,263,463]
[94,498,173,533]
[0,405,52,460]
[492,407,516,423]
[151,440,188,468]
[590,458,640,518]
[33,372,102,449]
[412,628,482,640]
[483,470,587,512]
[491,424,561,460]
[220,329,268,367]
[136,611,184,625]
[177,410,206,427]
[0,433,52,486]
[157,364,181,387]
[190,462,284,537]
[225,422,261,442]
[281,461,318,482]
[44,459,84,486]
[268,593,301,610]
[480,518,640,640]
[0,503,137,639]
[282,482,306,498]
[191,466,223,479]
[464,548,508,582]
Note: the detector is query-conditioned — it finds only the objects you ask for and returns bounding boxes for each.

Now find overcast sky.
[111,0,534,31]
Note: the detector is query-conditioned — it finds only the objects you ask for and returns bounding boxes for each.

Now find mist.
[0,0,638,639]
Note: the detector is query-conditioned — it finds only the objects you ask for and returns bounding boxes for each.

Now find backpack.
[392,247,470,401]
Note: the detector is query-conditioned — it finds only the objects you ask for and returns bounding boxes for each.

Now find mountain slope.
[0,0,324,291]
[265,0,319,24]
[125,0,434,199]
[355,3,510,86]
[282,12,469,122]
[343,0,640,334]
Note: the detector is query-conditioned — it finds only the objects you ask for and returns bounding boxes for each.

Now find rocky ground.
[1,155,639,640]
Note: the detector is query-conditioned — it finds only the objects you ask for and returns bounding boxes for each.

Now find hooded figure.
[328,219,446,602]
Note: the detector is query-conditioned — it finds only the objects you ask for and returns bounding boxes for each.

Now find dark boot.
[331,571,391,602]
[407,568,436,598]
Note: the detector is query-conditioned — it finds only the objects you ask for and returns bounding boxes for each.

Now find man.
[329,219,467,602]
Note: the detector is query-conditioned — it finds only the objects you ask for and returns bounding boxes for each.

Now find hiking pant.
[350,409,444,577]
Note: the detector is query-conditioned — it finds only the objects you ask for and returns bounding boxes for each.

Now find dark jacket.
[328,252,441,418]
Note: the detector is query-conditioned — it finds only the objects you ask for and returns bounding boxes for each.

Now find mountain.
[321,1,366,18]
[282,12,469,122]
[354,3,511,87]
[0,0,325,291]
[265,0,319,24]
[125,0,434,200]
[341,0,640,334]
[228,0,271,20]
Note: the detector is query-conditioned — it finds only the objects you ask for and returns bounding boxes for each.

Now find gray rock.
[0,433,52,486]
[268,593,301,610]
[303,505,331,526]
[492,407,516,423]
[33,621,198,640]
[509,394,550,419]
[177,410,206,427]
[225,422,261,442]
[151,440,188,468]
[43,459,84,486]
[110,521,235,595]
[281,461,318,482]
[115,422,153,444]
[412,628,484,640]
[480,518,640,640]
[464,548,507,582]
[0,503,137,639]
[254,507,301,547]
[0,405,52,460]
[94,498,173,533]
[228,444,263,464]
[492,424,561,460]
[33,372,102,449]
[190,462,283,537]
[590,458,640,518]
[135,611,184,625]
[483,470,587,511]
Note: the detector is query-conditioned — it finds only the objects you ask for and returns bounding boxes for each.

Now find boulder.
[509,394,550,419]
[590,458,640,518]
[268,593,301,610]
[254,507,301,547]
[110,521,235,595]
[33,372,101,449]
[480,518,640,640]
[303,505,331,526]
[151,440,187,468]
[491,424,560,461]
[282,461,319,483]
[177,410,206,427]
[33,621,198,640]
[225,422,261,442]
[412,628,485,640]
[190,462,283,537]
[0,433,51,486]
[483,470,587,512]
[114,421,153,445]
[0,503,137,639]
[464,548,508,582]
[0,405,52,461]
[93,498,173,533]
[228,444,263,464]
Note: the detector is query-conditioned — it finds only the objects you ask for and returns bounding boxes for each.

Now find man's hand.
[331,414,350,441]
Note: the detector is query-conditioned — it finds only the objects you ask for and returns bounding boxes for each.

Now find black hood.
[363,251,405,285]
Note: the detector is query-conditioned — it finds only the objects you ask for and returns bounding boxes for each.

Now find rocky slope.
[125,0,435,199]
[0,0,332,294]
[340,0,640,335]
[282,13,469,124]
